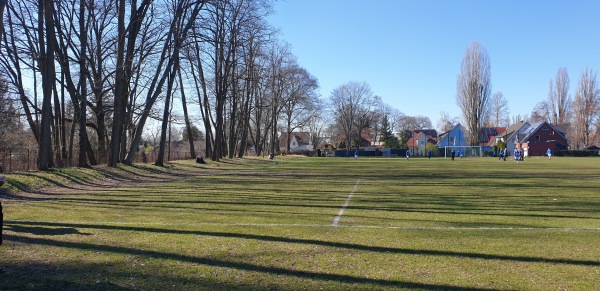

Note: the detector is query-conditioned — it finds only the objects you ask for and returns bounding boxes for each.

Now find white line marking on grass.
[332,179,361,227]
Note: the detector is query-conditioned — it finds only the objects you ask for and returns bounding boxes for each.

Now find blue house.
[436,124,469,148]
[437,124,482,157]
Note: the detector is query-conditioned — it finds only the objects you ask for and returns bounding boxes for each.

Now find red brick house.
[517,121,569,156]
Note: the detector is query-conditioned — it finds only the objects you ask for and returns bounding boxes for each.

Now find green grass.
[1,156,600,290]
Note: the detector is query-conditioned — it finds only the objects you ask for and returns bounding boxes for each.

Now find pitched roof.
[408,132,438,148]
[437,123,469,145]
[520,121,570,144]
[505,122,528,136]
[406,132,422,147]
[403,129,438,139]
[279,132,311,147]
[479,127,506,146]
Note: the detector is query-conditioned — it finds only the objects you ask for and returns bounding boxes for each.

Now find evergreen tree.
[379,115,392,142]
[380,115,401,148]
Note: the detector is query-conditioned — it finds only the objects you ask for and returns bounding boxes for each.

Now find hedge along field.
[1,156,599,290]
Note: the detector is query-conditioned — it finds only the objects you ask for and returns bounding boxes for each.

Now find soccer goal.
[444,146,482,158]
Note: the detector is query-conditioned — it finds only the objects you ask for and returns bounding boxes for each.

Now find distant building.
[335,130,373,150]
[479,127,507,151]
[517,121,570,156]
[436,124,469,148]
[279,132,313,152]
[501,122,530,154]
[407,132,437,156]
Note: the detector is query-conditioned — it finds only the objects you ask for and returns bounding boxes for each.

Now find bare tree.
[436,112,457,133]
[548,67,571,126]
[0,77,21,149]
[530,101,550,123]
[387,107,404,135]
[177,57,196,159]
[572,68,599,149]
[1,1,42,144]
[87,0,118,165]
[330,81,377,150]
[109,0,153,167]
[263,41,292,156]
[456,41,492,145]
[124,0,206,166]
[0,0,5,42]
[281,64,318,153]
[397,115,432,132]
[306,107,327,151]
[511,114,528,125]
[38,0,58,170]
[489,91,509,127]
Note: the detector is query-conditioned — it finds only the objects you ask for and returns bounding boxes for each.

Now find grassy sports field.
[1,156,599,290]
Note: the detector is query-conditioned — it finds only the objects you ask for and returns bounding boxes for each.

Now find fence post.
[1,200,3,245]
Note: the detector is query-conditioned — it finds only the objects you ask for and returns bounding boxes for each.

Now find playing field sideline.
[1,156,599,290]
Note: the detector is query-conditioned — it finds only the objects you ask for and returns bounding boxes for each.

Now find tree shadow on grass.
[0,262,208,290]
[48,194,600,221]
[5,225,92,236]
[5,221,600,267]
[4,173,76,193]
[2,234,501,291]
[0,274,136,291]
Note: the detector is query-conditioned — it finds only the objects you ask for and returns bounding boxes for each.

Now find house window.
[449,137,455,145]
[536,135,541,142]
[542,127,549,131]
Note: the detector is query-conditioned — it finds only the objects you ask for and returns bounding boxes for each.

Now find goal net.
[444,146,482,158]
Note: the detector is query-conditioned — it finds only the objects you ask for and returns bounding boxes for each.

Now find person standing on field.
[406,150,411,161]
[520,148,524,161]
[546,148,552,159]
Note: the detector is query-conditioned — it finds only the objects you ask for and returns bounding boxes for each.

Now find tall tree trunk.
[178,58,196,159]
[0,0,6,42]
[109,0,127,167]
[253,93,263,156]
[38,0,56,170]
[156,59,177,167]
[109,0,152,167]
[212,4,224,162]
[60,69,68,165]
[189,40,214,158]
[53,82,62,165]
[78,0,89,168]
[237,76,254,158]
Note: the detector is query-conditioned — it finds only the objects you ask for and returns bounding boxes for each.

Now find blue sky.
[267,0,600,128]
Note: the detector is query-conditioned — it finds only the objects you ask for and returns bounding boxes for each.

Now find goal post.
[444,146,482,158]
